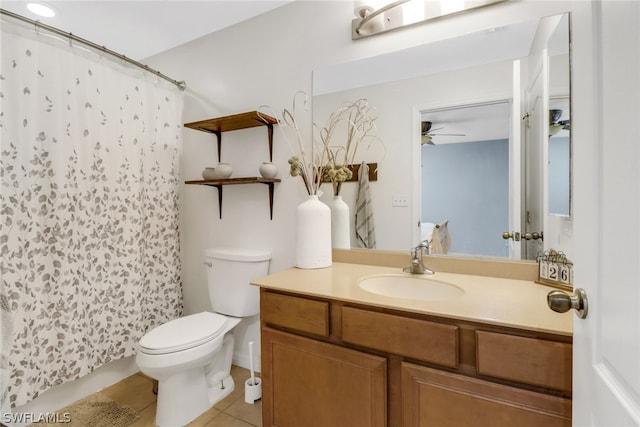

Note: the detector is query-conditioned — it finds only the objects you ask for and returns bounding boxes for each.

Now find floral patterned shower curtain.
[0,22,184,409]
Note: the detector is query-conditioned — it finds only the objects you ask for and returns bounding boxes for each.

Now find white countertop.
[252,262,573,337]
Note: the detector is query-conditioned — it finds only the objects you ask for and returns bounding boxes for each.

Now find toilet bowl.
[136,248,271,427]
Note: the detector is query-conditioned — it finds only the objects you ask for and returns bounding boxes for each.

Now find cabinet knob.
[547,288,588,319]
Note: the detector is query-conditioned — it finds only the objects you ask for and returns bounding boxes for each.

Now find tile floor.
[99,365,262,427]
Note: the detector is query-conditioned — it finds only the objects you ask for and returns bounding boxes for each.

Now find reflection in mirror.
[421,101,511,258]
[547,13,571,217]
[313,13,571,260]
[548,97,570,216]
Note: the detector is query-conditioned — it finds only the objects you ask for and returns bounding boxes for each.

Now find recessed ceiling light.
[26,2,56,18]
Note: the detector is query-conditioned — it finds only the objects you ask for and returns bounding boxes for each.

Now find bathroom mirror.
[547,14,571,217]
[313,13,571,259]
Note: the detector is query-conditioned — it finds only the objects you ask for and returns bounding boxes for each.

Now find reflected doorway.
[421,101,511,258]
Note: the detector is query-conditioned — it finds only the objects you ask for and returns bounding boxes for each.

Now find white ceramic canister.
[202,167,217,180]
[259,162,278,179]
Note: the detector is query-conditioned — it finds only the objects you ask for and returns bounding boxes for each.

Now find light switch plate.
[392,194,409,207]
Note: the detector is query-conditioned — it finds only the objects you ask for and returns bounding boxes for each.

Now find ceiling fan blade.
[431,133,466,137]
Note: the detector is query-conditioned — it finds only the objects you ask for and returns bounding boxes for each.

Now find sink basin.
[358,275,464,301]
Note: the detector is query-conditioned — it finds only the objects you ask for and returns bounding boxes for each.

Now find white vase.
[215,162,232,179]
[259,162,278,178]
[202,167,216,180]
[328,195,350,249]
[296,195,332,269]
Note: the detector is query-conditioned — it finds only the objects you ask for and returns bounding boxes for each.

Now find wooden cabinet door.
[262,327,387,427]
[401,363,571,427]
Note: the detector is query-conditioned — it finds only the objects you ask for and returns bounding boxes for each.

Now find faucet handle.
[415,241,430,255]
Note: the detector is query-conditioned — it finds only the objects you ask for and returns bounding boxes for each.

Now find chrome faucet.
[402,242,434,275]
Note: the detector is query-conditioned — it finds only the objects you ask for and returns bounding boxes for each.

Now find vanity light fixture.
[352,0,507,40]
[26,2,55,18]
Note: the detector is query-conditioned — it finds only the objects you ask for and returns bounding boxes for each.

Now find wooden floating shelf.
[184,111,277,133]
[185,177,281,220]
[184,111,278,162]
[185,177,281,185]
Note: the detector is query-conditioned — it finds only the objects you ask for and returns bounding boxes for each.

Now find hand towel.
[429,220,450,254]
[355,162,376,249]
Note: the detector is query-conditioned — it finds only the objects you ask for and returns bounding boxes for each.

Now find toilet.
[136,248,271,427]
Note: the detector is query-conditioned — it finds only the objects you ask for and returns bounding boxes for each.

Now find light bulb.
[27,2,56,18]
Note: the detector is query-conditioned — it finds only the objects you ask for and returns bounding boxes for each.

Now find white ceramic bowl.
[215,163,232,179]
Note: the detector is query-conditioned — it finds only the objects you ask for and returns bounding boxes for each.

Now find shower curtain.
[0,22,184,409]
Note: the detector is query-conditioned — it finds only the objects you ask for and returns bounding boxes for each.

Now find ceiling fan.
[549,109,571,136]
[421,121,466,145]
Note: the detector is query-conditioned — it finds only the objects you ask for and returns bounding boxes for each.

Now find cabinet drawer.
[476,330,572,393]
[261,291,329,337]
[342,306,458,368]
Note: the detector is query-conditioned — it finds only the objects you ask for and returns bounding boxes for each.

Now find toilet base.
[156,366,211,427]
[207,373,235,406]
[143,321,241,427]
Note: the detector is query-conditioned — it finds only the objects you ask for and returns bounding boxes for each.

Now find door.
[524,15,563,260]
[261,328,387,427]
[572,1,640,425]
[509,61,523,259]
[401,362,570,427]
[523,53,546,260]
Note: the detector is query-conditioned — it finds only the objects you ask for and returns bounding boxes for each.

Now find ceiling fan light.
[549,124,563,136]
[421,134,434,145]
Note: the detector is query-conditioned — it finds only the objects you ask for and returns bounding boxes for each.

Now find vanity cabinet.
[260,288,572,427]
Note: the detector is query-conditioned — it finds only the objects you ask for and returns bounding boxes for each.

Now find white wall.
[16,0,594,416]
[145,0,586,371]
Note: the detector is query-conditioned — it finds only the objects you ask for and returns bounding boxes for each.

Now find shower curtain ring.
[34,19,40,34]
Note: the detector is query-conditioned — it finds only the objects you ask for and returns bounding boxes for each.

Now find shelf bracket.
[263,181,275,220]
[186,178,280,220]
[211,184,223,219]
[267,123,274,162]
[213,131,222,162]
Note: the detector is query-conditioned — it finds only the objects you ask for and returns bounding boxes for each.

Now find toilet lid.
[139,312,228,355]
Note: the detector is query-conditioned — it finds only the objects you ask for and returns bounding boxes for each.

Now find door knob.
[522,231,544,241]
[502,231,521,241]
[547,288,588,319]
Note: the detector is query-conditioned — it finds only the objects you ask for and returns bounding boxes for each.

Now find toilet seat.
[139,312,228,355]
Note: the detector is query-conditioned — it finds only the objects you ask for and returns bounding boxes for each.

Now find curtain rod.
[0,8,187,90]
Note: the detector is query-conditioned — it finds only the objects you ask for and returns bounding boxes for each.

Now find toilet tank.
[205,248,271,317]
